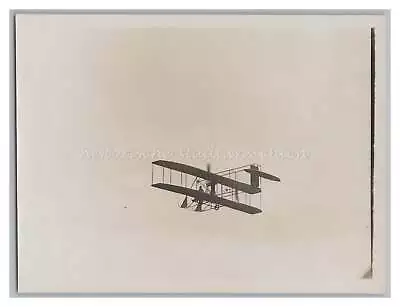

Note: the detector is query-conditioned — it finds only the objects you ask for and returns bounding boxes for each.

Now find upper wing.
[153,160,261,194]
[152,183,262,214]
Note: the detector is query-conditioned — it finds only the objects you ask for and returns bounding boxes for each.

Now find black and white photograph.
[10,11,390,296]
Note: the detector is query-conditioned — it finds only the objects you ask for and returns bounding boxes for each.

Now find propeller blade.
[206,163,217,195]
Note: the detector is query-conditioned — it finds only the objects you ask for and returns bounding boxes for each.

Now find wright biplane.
[151,160,280,214]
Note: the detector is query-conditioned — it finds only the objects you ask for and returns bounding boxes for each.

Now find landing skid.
[180,198,222,212]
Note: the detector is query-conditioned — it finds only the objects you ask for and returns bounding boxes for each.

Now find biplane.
[151,160,280,214]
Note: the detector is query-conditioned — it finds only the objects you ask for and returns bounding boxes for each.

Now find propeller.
[207,163,217,196]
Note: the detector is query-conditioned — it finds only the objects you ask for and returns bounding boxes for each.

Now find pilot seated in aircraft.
[193,186,204,212]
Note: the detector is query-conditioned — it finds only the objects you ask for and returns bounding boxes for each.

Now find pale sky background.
[16,15,387,293]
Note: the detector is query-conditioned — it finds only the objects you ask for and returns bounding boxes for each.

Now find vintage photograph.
[13,12,389,295]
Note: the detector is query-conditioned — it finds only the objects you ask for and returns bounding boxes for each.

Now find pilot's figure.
[195,186,204,212]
